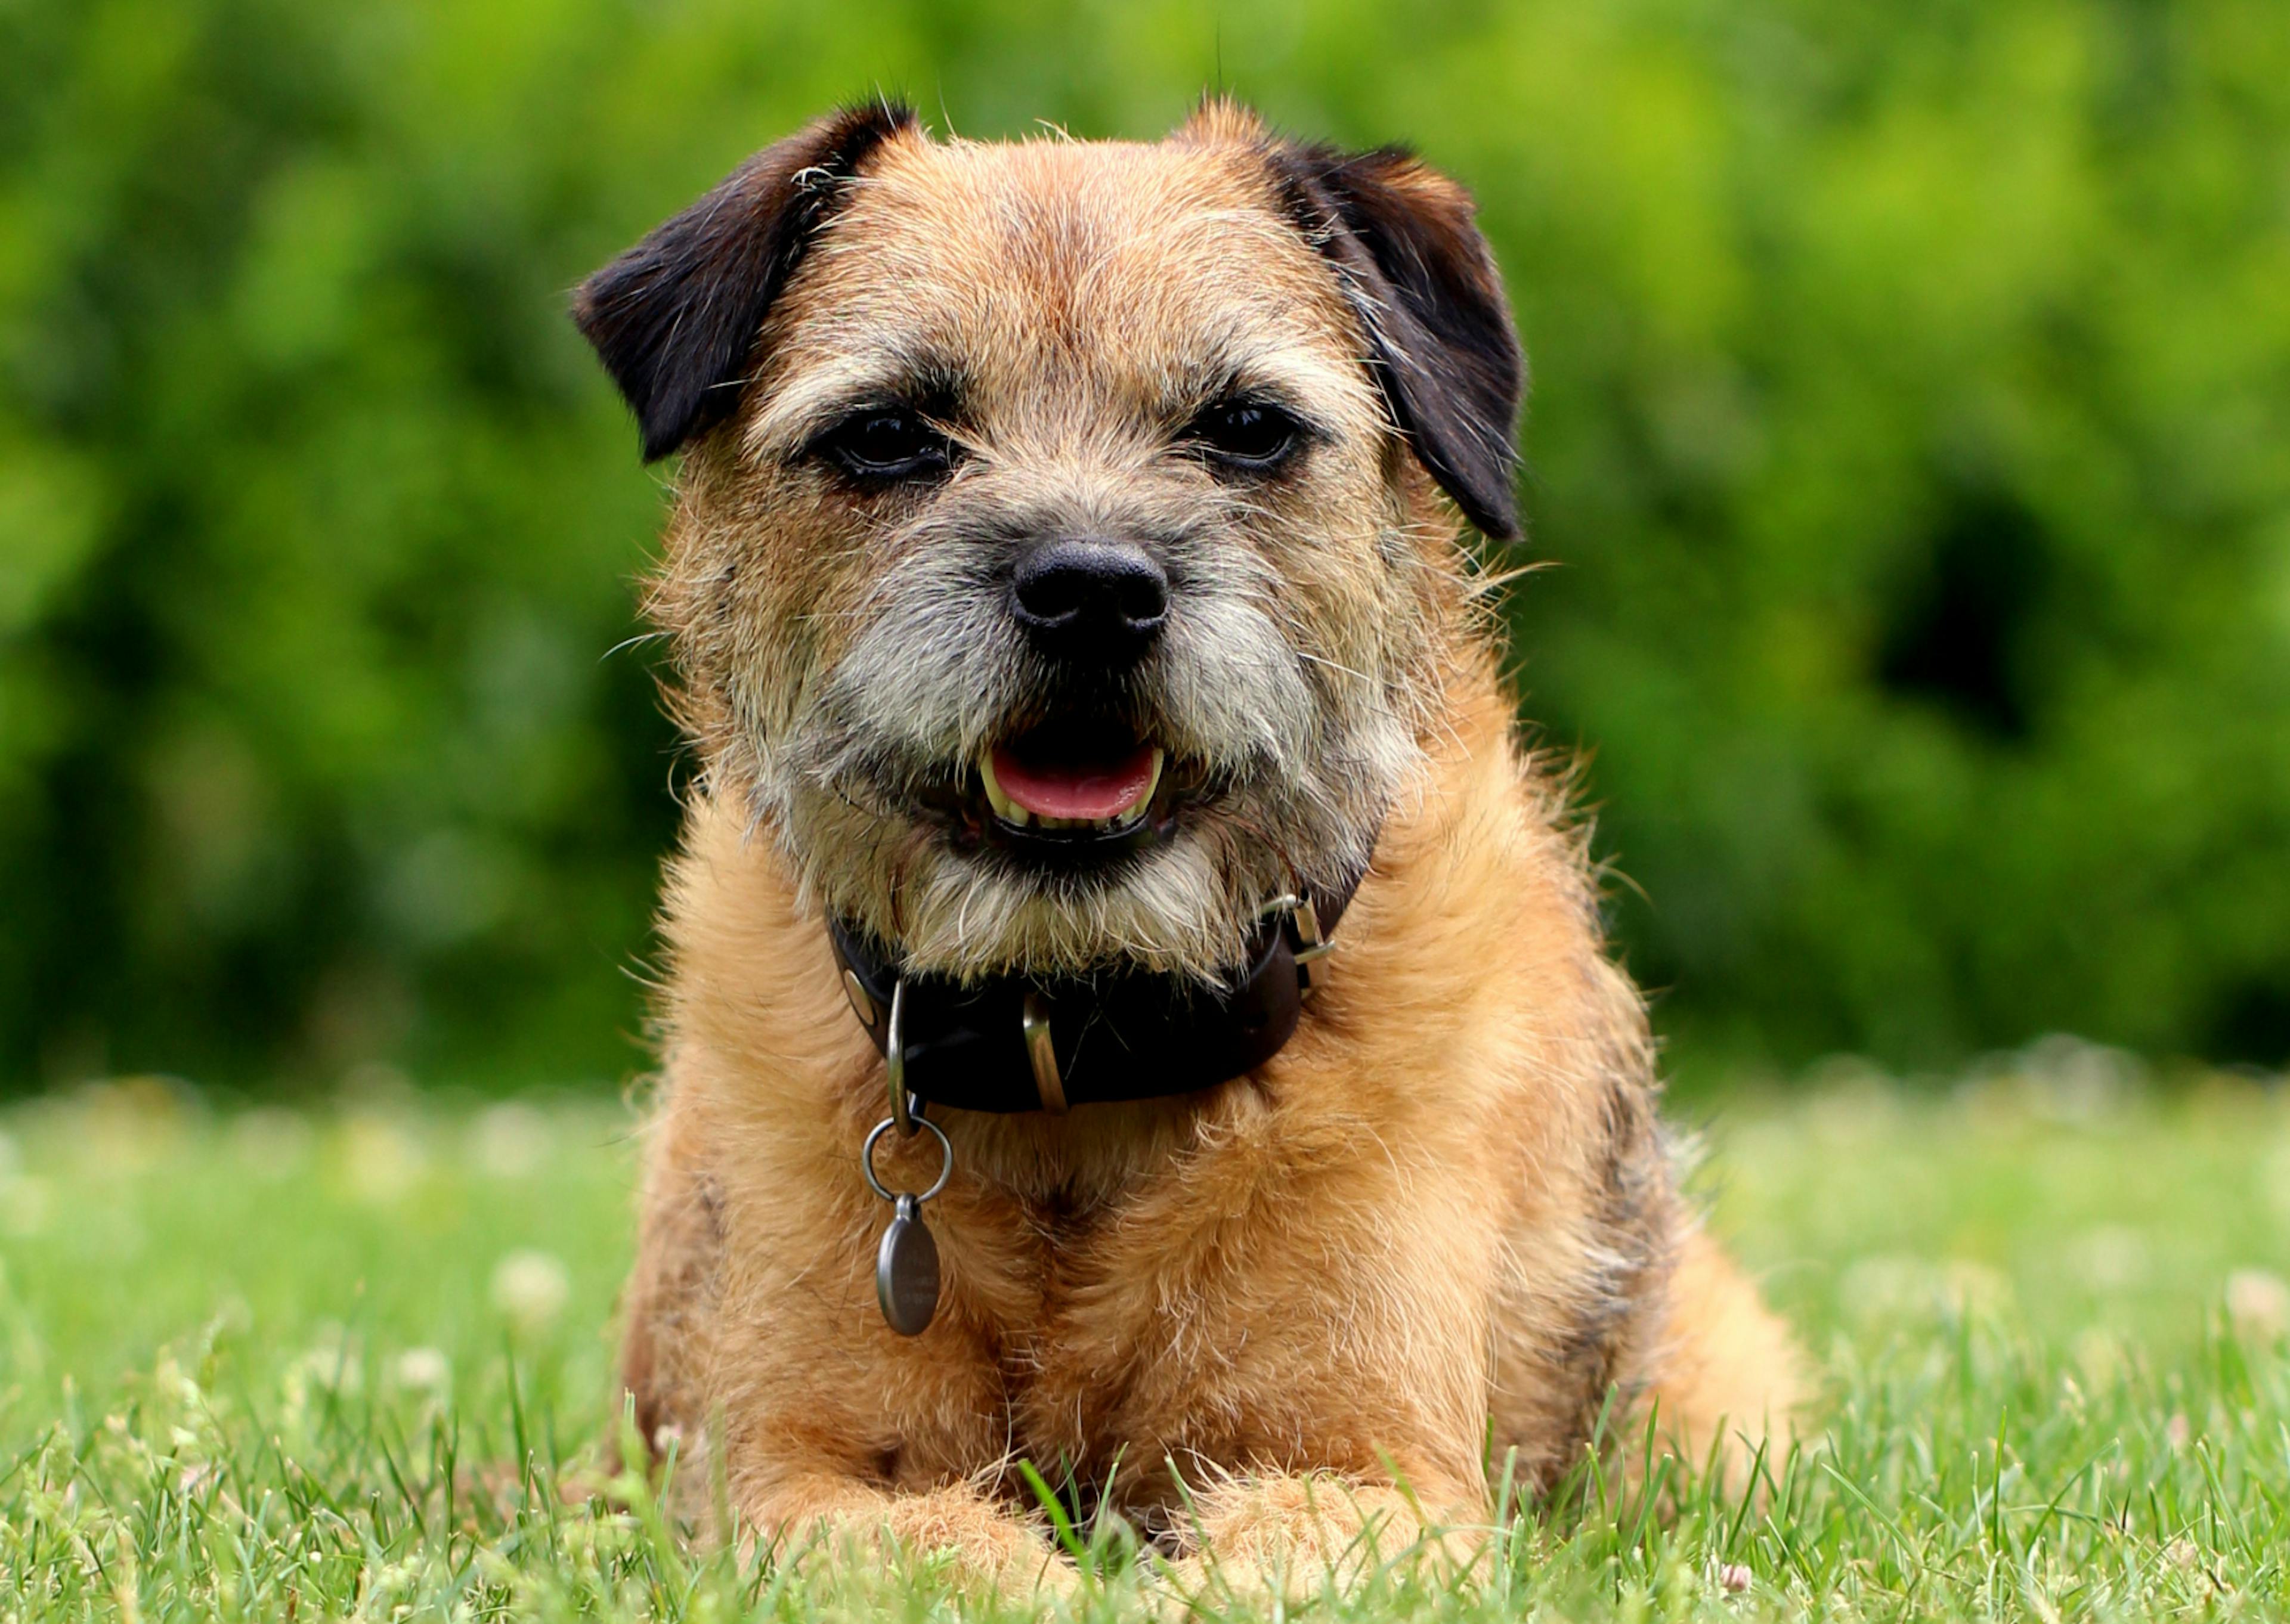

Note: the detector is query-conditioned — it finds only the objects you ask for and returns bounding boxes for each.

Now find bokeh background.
[3,0,2286,1095]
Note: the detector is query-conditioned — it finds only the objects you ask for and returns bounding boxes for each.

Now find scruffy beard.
[713,539,1424,987]
[765,771,1391,987]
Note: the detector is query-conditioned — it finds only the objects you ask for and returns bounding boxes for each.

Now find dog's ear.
[573,102,917,461]
[1271,142,1525,540]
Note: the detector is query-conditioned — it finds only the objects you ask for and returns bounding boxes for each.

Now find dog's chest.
[942,1182,1209,1485]
[881,1102,1308,1513]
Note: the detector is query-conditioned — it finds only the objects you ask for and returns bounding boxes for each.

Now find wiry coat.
[580,100,1797,1588]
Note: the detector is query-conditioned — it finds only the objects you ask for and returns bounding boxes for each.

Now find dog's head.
[575,100,1522,984]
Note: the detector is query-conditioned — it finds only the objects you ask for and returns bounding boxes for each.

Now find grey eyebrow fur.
[778,362,970,461]
[769,349,1341,464]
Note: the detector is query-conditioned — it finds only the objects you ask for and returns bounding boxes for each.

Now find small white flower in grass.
[491,1250,570,1335]
[471,1103,550,1178]
[1805,1066,1899,1146]
[2075,1328,2128,1390]
[2015,1034,2142,1123]
[339,1112,427,1204]
[2226,1268,2289,1343]
[2072,1226,2150,1291]
[1838,1256,1933,1324]
[1941,1260,2012,1317]
[1716,1562,1753,1594]
[228,1109,314,1180]
[363,1556,426,1609]
[0,1175,51,1238]
[279,1325,364,1434]
[78,1076,191,1173]
[390,1347,452,1397]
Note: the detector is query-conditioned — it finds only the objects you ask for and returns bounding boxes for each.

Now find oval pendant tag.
[876,1194,940,1336]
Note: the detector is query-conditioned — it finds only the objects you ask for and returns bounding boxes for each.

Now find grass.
[2,1044,2286,1620]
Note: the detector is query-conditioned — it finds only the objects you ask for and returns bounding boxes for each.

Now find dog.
[572,97,1799,1591]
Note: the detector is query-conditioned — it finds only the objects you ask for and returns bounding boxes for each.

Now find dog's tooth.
[979,754,1029,825]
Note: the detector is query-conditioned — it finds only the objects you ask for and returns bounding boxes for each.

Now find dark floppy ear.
[1271,143,1524,539]
[572,102,917,461]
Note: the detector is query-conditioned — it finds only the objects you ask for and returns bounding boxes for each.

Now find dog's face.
[577,101,1522,984]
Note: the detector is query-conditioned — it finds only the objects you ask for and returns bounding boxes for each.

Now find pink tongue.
[991,741,1157,820]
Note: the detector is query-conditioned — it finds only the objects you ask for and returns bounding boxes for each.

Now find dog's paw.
[738,1480,1082,1609]
[1149,1476,1488,1608]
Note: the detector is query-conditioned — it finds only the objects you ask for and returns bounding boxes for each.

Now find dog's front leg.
[617,1099,1069,1597]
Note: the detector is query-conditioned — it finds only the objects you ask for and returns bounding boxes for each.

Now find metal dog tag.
[876,1193,940,1336]
[864,980,949,1337]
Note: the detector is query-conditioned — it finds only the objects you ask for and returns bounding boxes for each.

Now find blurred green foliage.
[2,0,2286,1090]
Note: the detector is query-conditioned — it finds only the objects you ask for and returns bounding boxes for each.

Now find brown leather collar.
[827,864,1367,1114]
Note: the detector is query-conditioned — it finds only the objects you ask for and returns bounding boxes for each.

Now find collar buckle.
[1020,989,1069,1114]
[1264,892,1333,997]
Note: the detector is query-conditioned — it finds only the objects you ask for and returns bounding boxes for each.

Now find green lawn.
[4,1047,2286,1620]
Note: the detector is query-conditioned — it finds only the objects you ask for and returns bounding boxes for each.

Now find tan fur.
[605,105,1800,1593]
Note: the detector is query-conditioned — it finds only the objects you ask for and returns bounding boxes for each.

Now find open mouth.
[968,719,1171,854]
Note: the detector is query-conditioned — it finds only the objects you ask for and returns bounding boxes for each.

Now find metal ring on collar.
[862,1112,952,1205]
[886,977,920,1135]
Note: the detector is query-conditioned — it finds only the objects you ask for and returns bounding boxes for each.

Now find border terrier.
[573,97,1799,1590]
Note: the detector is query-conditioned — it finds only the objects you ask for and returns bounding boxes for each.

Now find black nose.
[1010,539,1169,666]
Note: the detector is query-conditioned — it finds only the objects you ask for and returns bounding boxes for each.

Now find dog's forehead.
[753,132,1375,438]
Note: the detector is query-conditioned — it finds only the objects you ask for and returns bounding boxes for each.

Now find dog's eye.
[813,409,954,482]
[1183,401,1302,471]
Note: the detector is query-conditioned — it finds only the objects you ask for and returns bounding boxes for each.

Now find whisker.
[1295,649,1376,685]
